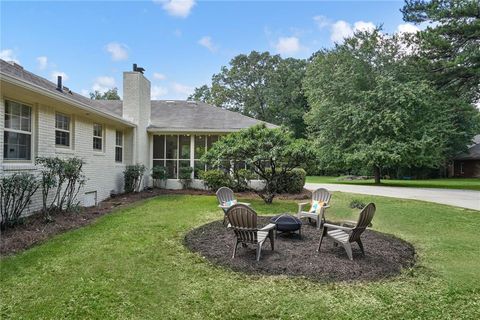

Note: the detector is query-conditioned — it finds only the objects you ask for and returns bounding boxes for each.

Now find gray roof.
[455,135,480,160]
[0,59,123,120]
[1,59,275,132]
[148,100,276,131]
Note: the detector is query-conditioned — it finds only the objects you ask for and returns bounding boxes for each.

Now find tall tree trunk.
[373,166,381,184]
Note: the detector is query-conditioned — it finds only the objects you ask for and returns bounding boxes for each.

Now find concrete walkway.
[304,183,480,211]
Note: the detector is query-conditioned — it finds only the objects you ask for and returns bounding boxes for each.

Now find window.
[152,134,221,179]
[3,100,32,160]
[115,131,123,162]
[93,123,103,151]
[55,113,71,147]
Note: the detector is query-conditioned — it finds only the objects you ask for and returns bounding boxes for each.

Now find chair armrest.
[298,202,309,211]
[218,204,230,209]
[238,202,251,206]
[323,205,330,209]
[259,223,276,231]
[323,223,353,232]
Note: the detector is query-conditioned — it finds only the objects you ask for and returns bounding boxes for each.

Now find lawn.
[1,193,479,319]
[306,176,480,191]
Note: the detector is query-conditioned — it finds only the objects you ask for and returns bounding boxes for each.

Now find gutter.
[0,72,136,127]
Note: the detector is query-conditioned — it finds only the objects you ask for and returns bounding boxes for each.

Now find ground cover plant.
[1,193,479,319]
[306,176,480,191]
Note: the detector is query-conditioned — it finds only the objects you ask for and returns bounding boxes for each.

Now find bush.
[124,164,146,193]
[200,170,233,191]
[0,173,40,229]
[151,166,167,188]
[36,157,86,220]
[350,199,366,210]
[231,169,254,192]
[277,168,306,194]
[179,166,193,189]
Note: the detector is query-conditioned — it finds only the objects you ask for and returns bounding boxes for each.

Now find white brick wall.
[0,96,134,215]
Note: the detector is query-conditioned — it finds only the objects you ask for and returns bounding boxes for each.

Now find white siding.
[0,96,133,215]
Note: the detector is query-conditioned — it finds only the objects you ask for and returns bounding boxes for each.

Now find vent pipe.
[56,76,63,92]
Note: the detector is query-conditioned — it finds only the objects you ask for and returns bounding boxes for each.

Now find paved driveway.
[304,183,480,211]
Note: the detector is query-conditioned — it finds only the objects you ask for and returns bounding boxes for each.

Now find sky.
[0,0,418,100]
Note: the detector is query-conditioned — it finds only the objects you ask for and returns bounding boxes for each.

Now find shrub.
[124,164,146,193]
[36,156,86,221]
[200,170,233,191]
[231,168,254,192]
[202,124,316,203]
[277,168,306,194]
[0,173,40,229]
[350,199,366,210]
[179,166,194,189]
[151,165,167,188]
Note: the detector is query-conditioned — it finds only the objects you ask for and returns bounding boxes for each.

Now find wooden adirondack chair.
[216,187,250,226]
[317,203,376,260]
[297,188,332,229]
[226,204,276,261]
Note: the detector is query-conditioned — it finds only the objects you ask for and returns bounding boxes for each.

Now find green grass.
[306,176,480,191]
[1,194,480,319]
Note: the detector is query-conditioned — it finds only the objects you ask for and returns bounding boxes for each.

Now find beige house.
[0,60,273,211]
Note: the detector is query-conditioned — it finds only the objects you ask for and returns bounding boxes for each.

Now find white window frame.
[93,123,104,151]
[3,99,34,162]
[55,112,72,148]
[115,130,123,163]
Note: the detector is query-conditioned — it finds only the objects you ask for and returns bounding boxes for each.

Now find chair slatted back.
[312,188,331,204]
[216,187,235,205]
[226,204,259,244]
[349,203,376,242]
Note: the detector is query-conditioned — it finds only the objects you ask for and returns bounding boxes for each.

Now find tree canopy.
[201,124,316,203]
[89,88,121,100]
[401,0,480,102]
[189,51,309,137]
[303,30,477,183]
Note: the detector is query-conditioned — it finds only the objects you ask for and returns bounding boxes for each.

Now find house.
[0,59,274,212]
[452,135,480,178]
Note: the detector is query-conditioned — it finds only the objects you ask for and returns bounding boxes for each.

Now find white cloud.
[331,20,354,43]
[353,21,376,33]
[330,20,376,43]
[153,72,167,80]
[154,0,196,18]
[50,71,69,82]
[81,89,90,97]
[36,56,48,70]
[198,36,217,52]
[0,49,20,64]
[151,85,168,99]
[313,15,330,29]
[92,76,116,93]
[275,37,301,55]
[105,42,129,61]
[396,23,420,34]
[172,82,193,96]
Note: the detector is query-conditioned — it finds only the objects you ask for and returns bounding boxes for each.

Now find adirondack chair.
[226,204,276,261]
[317,203,376,260]
[216,187,251,226]
[297,188,332,229]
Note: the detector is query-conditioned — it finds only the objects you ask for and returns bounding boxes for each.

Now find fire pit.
[270,213,302,237]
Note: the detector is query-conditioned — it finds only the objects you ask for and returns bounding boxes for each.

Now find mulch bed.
[184,217,416,282]
[0,188,310,257]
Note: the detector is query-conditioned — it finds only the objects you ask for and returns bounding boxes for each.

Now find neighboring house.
[0,60,274,213]
[452,135,480,178]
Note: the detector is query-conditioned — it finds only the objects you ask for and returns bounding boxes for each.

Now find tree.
[188,51,309,137]
[89,88,121,100]
[304,30,474,184]
[202,124,316,203]
[401,0,480,102]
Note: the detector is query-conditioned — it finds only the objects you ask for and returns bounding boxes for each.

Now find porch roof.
[148,100,277,132]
